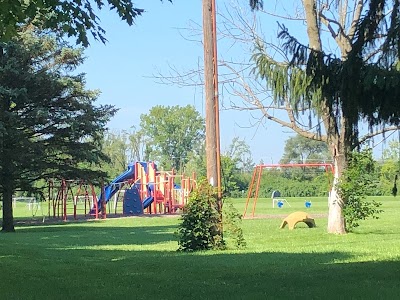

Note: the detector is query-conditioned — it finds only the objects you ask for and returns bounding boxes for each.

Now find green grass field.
[1,196,400,299]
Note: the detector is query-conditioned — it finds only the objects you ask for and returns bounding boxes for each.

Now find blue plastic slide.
[142,182,155,209]
[94,163,135,211]
[142,196,154,209]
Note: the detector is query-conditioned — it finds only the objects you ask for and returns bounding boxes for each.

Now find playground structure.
[47,161,196,220]
[48,179,99,220]
[280,211,316,230]
[130,162,196,214]
[271,190,291,208]
[243,163,334,218]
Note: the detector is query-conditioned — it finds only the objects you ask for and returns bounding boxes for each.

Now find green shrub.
[177,181,225,251]
[255,170,332,198]
[338,149,383,232]
[223,202,246,249]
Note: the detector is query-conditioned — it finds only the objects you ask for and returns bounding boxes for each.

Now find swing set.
[243,163,334,218]
[47,179,101,220]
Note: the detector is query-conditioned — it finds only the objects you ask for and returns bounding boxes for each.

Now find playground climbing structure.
[48,161,196,220]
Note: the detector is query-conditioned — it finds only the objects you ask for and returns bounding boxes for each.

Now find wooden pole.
[202,0,218,190]
[203,0,223,238]
[211,0,222,201]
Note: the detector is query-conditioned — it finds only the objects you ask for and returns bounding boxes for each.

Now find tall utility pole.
[202,0,222,200]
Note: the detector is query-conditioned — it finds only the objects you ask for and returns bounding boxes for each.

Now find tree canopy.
[225,137,254,173]
[0,29,116,231]
[0,0,172,46]
[100,129,147,178]
[280,134,329,164]
[140,105,205,171]
[219,138,254,197]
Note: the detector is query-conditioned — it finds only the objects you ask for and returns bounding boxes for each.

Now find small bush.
[177,181,225,251]
[338,149,383,232]
[223,202,246,249]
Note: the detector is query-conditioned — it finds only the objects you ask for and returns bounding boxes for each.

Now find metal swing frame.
[243,163,334,218]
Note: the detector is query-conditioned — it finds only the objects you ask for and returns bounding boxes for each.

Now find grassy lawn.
[1,196,400,299]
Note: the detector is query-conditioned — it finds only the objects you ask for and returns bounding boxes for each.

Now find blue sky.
[78,0,391,164]
[78,0,291,164]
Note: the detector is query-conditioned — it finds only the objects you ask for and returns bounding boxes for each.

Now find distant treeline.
[232,164,397,198]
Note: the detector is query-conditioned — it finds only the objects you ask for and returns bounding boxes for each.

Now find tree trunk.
[1,183,15,232]
[327,146,346,234]
[0,106,16,232]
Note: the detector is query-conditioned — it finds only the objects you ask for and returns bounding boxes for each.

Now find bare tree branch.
[319,12,341,41]
[348,0,364,40]
[339,0,349,31]
[357,126,400,148]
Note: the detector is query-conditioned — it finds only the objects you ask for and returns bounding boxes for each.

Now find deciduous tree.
[226,137,254,173]
[140,105,205,171]
[0,0,172,46]
[101,128,147,178]
[280,134,329,164]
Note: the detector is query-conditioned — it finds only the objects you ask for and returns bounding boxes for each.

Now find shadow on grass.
[11,223,178,247]
[2,209,400,298]
[0,222,399,299]
[0,246,399,299]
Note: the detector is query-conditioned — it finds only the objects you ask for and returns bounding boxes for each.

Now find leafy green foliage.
[280,134,330,164]
[101,131,131,177]
[254,170,331,198]
[0,29,116,231]
[220,155,252,197]
[140,105,205,171]
[220,137,253,197]
[226,137,254,173]
[0,0,172,46]
[183,146,207,180]
[220,155,240,195]
[252,45,320,118]
[177,181,224,251]
[100,129,147,179]
[378,140,400,196]
[222,202,246,249]
[377,162,400,196]
[338,149,383,232]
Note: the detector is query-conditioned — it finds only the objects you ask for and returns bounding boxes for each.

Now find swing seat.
[271,190,291,208]
[280,211,316,230]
